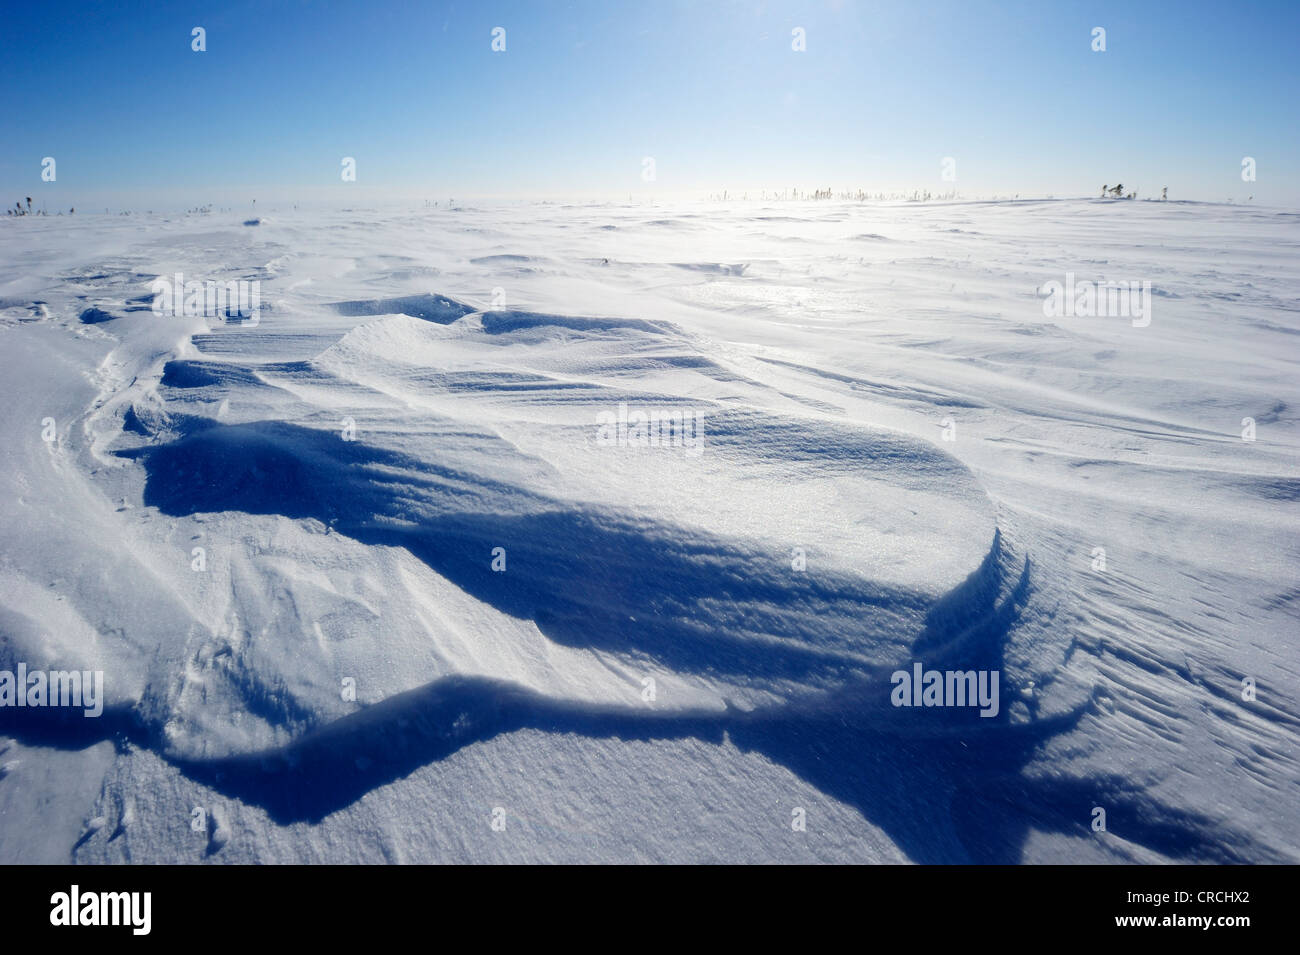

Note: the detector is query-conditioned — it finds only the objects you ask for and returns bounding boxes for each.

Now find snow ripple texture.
[0,198,1296,863]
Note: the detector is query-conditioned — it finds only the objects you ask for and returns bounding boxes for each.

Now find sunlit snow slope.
[0,198,1296,863]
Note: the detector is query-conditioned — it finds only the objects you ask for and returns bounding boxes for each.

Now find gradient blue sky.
[3,0,1297,206]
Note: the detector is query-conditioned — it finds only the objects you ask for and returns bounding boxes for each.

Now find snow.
[0,198,1296,863]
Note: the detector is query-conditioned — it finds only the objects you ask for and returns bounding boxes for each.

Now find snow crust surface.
[0,198,1296,863]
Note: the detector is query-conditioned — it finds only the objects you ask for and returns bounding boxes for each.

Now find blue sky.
[3,0,1297,206]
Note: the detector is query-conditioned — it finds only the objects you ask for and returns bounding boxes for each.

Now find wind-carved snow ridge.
[1,200,1296,863]
[115,302,1001,712]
